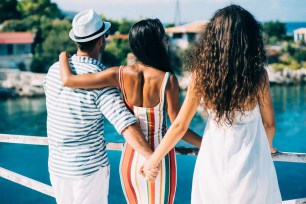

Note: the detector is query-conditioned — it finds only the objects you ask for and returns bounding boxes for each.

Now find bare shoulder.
[121,65,145,83]
[258,69,269,95]
[106,66,120,73]
[122,64,139,74]
[260,69,269,86]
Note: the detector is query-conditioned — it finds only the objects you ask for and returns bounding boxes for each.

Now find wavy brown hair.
[185,5,267,125]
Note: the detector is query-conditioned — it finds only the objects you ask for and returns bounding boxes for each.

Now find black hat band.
[74,22,105,40]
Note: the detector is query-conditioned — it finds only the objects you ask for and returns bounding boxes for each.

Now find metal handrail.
[0,167,54,197]
[0,134,306,203]
[1,134,305,163]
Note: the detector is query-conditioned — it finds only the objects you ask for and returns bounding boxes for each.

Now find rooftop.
[107,33,128,41]
[165,20,208,34]
[293,28,306,33]
[0,32,34,44]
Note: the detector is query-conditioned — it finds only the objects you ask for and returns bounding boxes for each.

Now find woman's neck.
[135,61,155,71]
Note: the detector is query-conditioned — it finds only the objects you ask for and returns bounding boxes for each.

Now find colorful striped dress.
[119,66,177,204]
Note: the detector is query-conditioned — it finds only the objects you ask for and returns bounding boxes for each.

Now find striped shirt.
[43,55,136,178]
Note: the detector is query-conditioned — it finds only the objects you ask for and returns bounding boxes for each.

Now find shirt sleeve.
[95,87,137,134]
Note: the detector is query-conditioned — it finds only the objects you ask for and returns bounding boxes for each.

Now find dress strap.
[159,72,171,108]
[118,66,133,110]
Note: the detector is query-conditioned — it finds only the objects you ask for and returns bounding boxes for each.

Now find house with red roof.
[165,21,207,49]
[0,32,34,70]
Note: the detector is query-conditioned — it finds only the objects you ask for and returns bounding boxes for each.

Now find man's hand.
[59,51,71,60]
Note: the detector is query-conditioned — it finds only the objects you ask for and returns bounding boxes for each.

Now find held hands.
[139,158,160,182]
[270,146,279,155]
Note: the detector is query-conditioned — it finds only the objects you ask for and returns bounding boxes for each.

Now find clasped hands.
[139,157,160,182]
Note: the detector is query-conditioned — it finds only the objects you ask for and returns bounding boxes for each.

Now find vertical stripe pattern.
[119,66,177,204]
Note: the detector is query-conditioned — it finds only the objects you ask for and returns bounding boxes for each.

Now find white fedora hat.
[69,9,111,42]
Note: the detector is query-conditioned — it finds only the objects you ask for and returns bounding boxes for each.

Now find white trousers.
[50,166,110,204]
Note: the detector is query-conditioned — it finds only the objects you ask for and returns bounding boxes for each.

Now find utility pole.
[174,0,181,26]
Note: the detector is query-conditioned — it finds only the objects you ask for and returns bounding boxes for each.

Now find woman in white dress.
[142,5,282,204]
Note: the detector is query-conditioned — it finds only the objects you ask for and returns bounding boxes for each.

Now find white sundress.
[191,104,282,204]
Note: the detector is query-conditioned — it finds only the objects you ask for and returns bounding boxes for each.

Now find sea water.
[0,85,305,203]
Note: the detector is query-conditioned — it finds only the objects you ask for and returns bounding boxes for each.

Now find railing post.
[0,167,54,197]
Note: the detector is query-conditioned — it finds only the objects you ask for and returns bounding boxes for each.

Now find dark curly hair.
[185,5,267,125]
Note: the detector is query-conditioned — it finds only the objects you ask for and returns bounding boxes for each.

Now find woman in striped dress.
[59,18,202,204]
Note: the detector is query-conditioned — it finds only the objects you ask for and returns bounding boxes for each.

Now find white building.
[293,28,306,43]
[165,21,207,49]
[0,32,34,70]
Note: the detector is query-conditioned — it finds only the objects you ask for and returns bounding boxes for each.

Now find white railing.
[0,134,305,203]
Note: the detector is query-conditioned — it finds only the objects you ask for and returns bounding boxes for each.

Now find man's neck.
[76,50,99,60]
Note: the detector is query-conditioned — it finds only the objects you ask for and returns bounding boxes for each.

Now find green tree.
[17,0,62,19]
[104,39,130,66]
[100,14,120,35]
[0,0,20,23]
[2,15,53,56]
[31,20,76,72]
[263,21,286,43]
[165,23,175,28]
[3,15,52,32]
[293,50,306,62]
[118,19,136,34]
[2,19,26,31]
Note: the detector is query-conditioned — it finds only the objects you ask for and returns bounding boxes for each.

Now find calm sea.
[0,85,305,203]
[285,22,306,35]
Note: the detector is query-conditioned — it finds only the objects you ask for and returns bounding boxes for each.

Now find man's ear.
[97,36,103,46]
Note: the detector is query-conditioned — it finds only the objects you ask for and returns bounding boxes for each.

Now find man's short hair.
[76,37,101,53]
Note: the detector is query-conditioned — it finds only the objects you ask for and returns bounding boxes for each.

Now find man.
[43,9,154,204]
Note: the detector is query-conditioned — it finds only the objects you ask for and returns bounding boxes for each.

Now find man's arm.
[95,86,153,158]
[121,123,153,159]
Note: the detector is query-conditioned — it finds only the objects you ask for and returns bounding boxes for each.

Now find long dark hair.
[129,18,173,73]
[186,5,267,125]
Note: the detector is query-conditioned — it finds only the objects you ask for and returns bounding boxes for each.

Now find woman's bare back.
[121,64,168,108]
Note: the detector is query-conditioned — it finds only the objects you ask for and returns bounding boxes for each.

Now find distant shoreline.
[0,68,305,98]
[164,21,306,36]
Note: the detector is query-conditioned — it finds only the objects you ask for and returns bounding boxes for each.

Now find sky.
[52,0,306,24]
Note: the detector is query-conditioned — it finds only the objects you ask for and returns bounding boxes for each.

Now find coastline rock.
[177,67,306,91]
[1,65,305,98]
[267,66,306,85]
[0,69,45,97]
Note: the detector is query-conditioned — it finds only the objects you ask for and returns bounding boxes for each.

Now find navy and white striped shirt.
[43,55,136,178]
